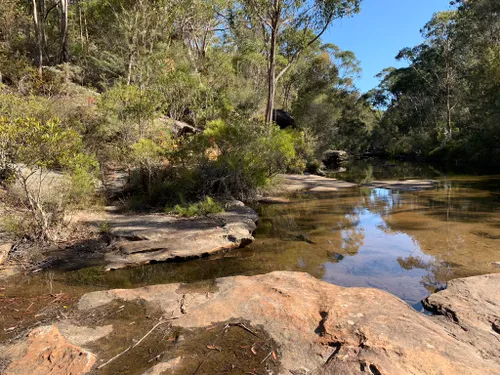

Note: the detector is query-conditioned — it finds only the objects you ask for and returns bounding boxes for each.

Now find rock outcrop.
[103,201,258,270]
[277,174,357,193]
[424,273,500,362]
[72,271,500,374]
[3,272,499,374]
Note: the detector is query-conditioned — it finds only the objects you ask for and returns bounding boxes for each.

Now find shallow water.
[3,166,500,312]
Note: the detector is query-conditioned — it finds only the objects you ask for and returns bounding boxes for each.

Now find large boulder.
[273,109,296,129]
[74,271,500,375]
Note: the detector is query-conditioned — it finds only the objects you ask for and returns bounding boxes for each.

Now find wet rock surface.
[277,174,357,193]
[364,179,438,190]
[103,202,258,271]
[3,271,497,375]
[423,273,500,361]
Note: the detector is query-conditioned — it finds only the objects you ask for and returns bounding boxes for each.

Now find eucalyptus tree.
[244,0,361,125]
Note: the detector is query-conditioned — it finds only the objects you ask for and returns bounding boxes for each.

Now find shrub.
[123,116,308,208]
[192,117,307,200]
[167,197,224,217]
[0,116,98,241]
[65,166,100,208]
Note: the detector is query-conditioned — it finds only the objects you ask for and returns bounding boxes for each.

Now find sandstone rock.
[278,174,357,193]
[424,273,500,361]
[103,202,258,270]
[141,357,181,375]
[77,271,500,375]
[2,325,95,375]
[0,243,12,265]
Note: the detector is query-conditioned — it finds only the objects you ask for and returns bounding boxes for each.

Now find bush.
[0,116,98,241]
[167,197,224,217]
[65,167,100,208]
[192,117,307,200]
[123,116,308,208]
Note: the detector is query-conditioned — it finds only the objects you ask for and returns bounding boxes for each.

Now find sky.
[324,0,454,93]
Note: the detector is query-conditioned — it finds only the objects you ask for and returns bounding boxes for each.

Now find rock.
[272,109,296,129]
[102,202,258,270]
[277,174,357,193]
[0,243,12,265]
[364,179,438,190]
[258,196,292,204]
[141,357,182,375]
[77,272,500,375]
[322,150,348,170]
[1,325,95,375]
[423,273,500,361]
[55,323,113,347]
[156,116,201,137]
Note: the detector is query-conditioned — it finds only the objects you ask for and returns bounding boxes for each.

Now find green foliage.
[98,221,112,234]
[0,116,98,241]
[168,197,224,217]
[371,0,500,167]
[65,167,100,208]
[194,118,307,199]
[2,214,30,240]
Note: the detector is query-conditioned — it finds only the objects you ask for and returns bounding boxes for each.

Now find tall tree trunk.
[40,0,47,56]
[265,21,278,127]
[60,0,69,63]
[32,0,43,76]
[79,4,84,50]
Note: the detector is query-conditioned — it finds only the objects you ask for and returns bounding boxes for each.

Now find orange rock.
[4,325,95,375]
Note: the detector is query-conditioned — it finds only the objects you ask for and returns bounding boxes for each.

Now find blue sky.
[324,0,453,93]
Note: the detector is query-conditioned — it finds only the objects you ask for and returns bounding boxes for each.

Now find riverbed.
[2,162,500,326]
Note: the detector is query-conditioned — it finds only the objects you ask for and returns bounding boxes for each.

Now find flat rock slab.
[72,271,500,375]
[364,179,438,190]
[103,202,258,271]
[424,273,500,361]
[278,174,357,193]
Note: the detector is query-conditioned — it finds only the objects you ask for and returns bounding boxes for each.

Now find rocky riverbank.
[1,272,499,375]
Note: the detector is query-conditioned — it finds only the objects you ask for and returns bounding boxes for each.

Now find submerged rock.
[364,179,438,190]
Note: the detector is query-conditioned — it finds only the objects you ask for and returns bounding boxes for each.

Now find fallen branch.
[97,320,169,369]
[226,322,260,338]
[260,351,273,364]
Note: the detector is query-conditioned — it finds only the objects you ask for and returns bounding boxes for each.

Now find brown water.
[3,171,500,313]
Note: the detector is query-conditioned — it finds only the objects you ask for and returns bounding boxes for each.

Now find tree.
[60,0,69,62]
[31,0,43,76]
[244,0,361,126]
